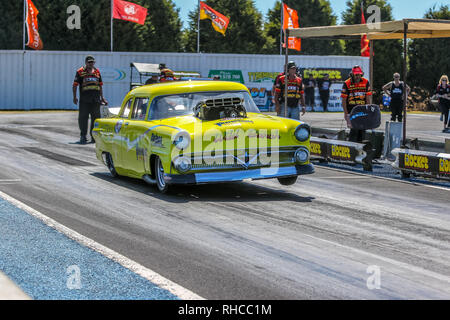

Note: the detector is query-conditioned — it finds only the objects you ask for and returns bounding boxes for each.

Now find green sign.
[208,70,244,84]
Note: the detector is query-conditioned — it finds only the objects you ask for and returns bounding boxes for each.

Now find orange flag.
[361,7,370,57]
[199,1,230,36]
[25,0,43,50]
[282,3,301,51]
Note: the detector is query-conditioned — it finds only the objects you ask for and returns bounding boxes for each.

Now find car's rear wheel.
[277,176,298,186]
[105,152,119,178]
[155,156,169,193]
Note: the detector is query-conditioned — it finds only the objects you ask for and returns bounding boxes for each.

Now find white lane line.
[0,179,22,184]
[0,190,204,300]
[0,271,31,300]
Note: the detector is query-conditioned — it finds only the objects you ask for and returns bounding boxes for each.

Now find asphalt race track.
[0,111,449,299]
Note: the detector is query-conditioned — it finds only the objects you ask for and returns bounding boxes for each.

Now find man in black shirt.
[73,55,108,144]
[304,73,316,111]
[317,74,332,112]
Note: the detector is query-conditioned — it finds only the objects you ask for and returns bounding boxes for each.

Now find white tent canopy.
[288,19,450,40]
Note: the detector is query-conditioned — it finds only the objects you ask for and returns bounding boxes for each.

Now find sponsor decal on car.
[151,133,164,148]
[215,119,254,127]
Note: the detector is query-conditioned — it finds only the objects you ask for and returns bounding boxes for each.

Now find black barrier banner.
[310,141,327,158]
[439,156,450,177]
[329,144,357,163]
[399,152,450,180]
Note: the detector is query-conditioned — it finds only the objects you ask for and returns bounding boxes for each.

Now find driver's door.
[120,97,150,177]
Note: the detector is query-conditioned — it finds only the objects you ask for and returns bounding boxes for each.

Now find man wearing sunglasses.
[73,55,108,144]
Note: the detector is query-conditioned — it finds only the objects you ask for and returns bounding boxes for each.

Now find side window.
[120,98,133,118]
[131,97,150,120]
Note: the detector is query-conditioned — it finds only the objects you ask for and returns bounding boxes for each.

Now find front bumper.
[164,164,315,185]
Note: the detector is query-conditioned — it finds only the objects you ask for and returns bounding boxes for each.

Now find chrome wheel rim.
[156,159,166,188]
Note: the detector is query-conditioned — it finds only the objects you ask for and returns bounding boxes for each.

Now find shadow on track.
[90,172,314,204]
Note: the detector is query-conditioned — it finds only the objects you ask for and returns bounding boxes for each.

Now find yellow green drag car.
[93,80,314,193]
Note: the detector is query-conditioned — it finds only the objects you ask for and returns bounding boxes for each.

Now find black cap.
[85,55,95,62]
[159,63,166,70]
[287,61,296,69]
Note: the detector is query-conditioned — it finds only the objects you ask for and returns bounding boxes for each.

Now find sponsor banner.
[98,67,127,82]
[299,68,352,81]
[398,152,450,180]
[208,70,244,83]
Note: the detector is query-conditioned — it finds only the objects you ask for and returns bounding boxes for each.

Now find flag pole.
[197,0,200,53]
[23,0,26,50]
[280,1,283,55]
[111,0,114,52]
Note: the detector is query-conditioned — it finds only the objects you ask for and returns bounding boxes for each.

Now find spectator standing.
[274,61,306,119]
[382,73,410,122]
[304,73,316,111]
[436,75,450,133]
[340,65,372,142]
[318,73,332,112]
[72,55,107,144]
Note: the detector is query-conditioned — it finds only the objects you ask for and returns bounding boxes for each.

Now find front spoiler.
[164,164,315,185]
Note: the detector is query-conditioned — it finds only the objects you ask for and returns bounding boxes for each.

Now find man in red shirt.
[73,55,108,144]
[274,62,306,119]
[341,65,372,142]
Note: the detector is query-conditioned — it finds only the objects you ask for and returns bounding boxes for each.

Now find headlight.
[173,131,191,150]
[294,124,311,142]
[295,147,309,164]
[173,156,191,173]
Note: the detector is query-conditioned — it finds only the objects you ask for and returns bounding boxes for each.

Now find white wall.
[0,50,369,110]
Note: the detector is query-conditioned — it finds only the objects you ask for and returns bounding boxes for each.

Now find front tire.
[105,153,119,178]
[277,176,298,186]
[155,156,169,193]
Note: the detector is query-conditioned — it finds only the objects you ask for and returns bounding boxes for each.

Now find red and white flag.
[282,3,301,52]
[25,0,43,50]
[113,0,148,25]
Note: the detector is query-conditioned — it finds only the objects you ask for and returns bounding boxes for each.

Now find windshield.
[148,91,260,120]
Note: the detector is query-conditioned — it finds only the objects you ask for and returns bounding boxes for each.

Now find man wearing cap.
[73,55,108,144]
[341,65,372,142]
[274,61,306,120]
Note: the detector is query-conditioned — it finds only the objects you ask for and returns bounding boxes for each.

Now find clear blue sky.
[172,0,448,28]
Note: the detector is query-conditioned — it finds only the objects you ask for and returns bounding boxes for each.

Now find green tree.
[342,0,403,94]
[263,0,343,55]
[0,1,26,49]
[408,5,450,94]
[0,0,183,52]
[182,0,266,54]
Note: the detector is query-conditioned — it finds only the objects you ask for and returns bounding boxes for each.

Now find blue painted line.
[0,198,179,300]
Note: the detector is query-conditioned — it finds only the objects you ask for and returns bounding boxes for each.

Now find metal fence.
[0,50,369,110]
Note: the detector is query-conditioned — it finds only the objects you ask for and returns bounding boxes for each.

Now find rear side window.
[120,98,133,118]
[131,97,150,120]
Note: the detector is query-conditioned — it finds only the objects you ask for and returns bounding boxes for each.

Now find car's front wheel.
[105,152,119,178]
[277,176,298,186]
[155,156,169,193]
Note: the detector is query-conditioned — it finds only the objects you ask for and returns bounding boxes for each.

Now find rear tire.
[155,156,169,193]
[105,153,119,178]
[277,176,298,186]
